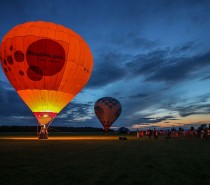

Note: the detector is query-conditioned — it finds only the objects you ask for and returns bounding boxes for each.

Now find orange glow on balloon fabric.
[0,21,93,125]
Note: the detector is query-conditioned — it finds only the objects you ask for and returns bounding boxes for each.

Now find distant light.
[43,114,48,118]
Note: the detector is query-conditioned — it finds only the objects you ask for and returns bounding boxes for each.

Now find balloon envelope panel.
[94,97,121,131]
[0,21,93,125]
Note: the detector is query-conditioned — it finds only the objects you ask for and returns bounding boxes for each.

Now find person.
[154,128,158,139]
[140,130,144,138]
[147,129,152,139]
[137,129,139,138]
[200,129,204,139]
[166,129,171,139]
[204,128,208,140]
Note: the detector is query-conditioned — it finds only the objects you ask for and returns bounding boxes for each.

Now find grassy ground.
[0,133,210,185]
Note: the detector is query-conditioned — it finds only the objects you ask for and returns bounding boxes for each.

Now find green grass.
[0,134,210,185]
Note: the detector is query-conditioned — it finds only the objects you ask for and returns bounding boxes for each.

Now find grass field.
[0,133,210,185]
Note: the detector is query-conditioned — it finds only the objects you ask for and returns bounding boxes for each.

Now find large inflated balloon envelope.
[94,97,122,133]
[0,21,93,126]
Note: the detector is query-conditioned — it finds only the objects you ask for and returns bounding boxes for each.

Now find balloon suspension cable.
[47,116,56,129]
[36,121,39,136]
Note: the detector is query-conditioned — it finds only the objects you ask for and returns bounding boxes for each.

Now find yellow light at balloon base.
[17,89,75,125]
[17,90,75,112]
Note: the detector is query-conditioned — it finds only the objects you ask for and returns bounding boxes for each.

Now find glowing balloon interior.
[94,97,122,133]
[0,21,93,125]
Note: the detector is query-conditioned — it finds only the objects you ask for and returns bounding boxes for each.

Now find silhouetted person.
[140,130,144,138]
[154,128,158,139]
[148,129,152,139]
[137,129,139,138]
[204,128,208,140]
[166,129,171,139]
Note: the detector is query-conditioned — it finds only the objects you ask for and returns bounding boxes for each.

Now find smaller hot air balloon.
[94,97,122,134]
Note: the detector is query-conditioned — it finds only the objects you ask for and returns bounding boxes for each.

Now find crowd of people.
[137,128,159,139]
[136,125,210,140]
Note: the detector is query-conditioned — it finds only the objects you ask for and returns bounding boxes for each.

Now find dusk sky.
[0,0,210,130]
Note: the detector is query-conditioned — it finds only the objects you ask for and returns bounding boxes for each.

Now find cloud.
[0,81,35,125]
[126,49,210,83]
[147,52,210,82]
[170,41,196,55]
[55,101,95,124]
[200,74,210,81]
[164,93,210,117]
[111,32,159,50]
[129,93,149,99]
[85,41,210,129]
[177,104,210,117]
[0,81,31,117]
[134,115,179,124]
[126,49,168,78]
[86,52,127,88]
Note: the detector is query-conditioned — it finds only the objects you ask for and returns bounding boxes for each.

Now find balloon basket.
[104,129,108,135]
[38,133,48,139]
[38,125,48,140]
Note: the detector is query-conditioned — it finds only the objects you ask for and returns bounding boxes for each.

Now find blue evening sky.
[0,0,210,130]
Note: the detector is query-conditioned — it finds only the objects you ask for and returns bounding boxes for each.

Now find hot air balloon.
[94,97,122,134]
[0,21,93,139]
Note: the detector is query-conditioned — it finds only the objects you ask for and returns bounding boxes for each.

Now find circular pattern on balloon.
[14,51,24,62]
[7,56,13,65]
[3,59,7,65]
[19,70,24,76]
[27,66,43,81]
[26,39,65,81]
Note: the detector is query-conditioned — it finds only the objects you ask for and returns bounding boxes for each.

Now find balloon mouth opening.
[34,112,57,125]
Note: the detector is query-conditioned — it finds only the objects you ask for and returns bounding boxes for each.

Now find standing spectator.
[204,128,208,140]
[154,128,158,139]
[140,130,144,138]
[137,129,139,138]
[166,129,171,139]
[148,129,152,139]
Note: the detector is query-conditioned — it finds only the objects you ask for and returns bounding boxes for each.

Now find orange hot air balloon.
[94,97,122,134]
[0,21,93,129]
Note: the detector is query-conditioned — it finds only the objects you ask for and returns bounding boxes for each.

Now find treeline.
[0,126,105,132]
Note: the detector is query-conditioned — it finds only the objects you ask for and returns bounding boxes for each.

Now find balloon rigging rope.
[47,117,56,129]
[36,121,39,136]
